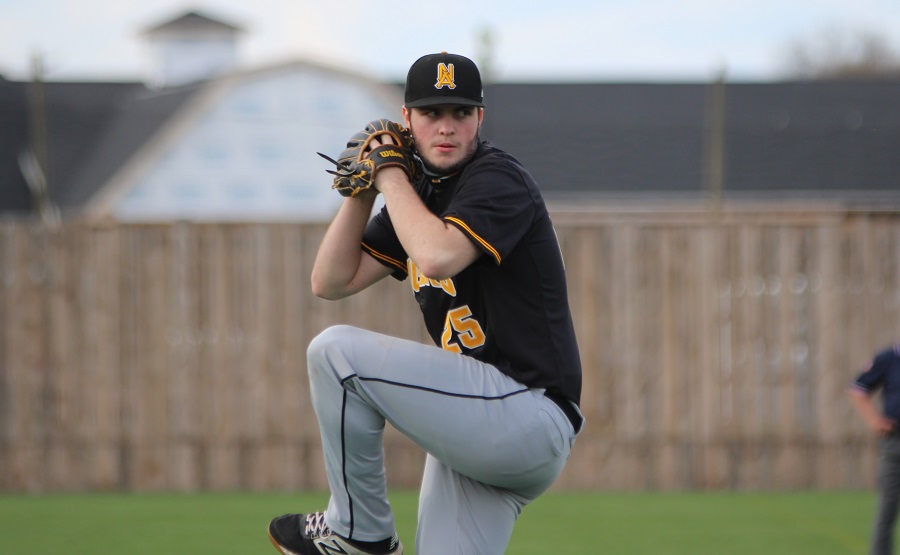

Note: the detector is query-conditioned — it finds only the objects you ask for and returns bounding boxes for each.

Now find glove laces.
[304,512,332,540]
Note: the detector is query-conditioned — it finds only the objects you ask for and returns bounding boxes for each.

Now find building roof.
[141,10,245,36]
[67,83,204,209]
[85,60,405,221]
[479,80,900,202]
[2,76,899,217]
[0,78,154,213]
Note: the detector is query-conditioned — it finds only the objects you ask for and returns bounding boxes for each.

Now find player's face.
[404,105,483,175]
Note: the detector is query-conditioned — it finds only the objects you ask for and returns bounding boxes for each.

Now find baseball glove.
[317,119,419,198]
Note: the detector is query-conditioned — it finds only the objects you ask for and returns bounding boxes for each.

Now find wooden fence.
[2,206,899,493]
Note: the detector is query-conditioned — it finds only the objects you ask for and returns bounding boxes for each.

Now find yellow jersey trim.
[444,216,501,264]
[362,242,408,275]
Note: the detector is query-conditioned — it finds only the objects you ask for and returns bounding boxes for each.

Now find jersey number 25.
[441,306,486,353]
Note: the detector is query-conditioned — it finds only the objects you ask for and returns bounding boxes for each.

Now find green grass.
[0,490,878,554]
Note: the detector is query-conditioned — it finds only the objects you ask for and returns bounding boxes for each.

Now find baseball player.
[848,342,900,555]
[268,52,584,555]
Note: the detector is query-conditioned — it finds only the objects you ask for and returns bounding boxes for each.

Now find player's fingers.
[365,136,385,156]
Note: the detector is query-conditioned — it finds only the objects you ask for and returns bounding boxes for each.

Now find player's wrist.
[374,167,410,193]
[348,187,380,201]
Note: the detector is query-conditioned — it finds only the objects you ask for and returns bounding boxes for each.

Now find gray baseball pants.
[306,325,581,555]
[872,434,900,555]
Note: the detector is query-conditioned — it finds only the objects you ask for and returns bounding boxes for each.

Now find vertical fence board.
[274,223,313,490]
[46,225,80,490]
[5,224,51,490]
[698,225,727,489]
[166,223,201,491]
[0,222,11,490]
[87,224,123,490]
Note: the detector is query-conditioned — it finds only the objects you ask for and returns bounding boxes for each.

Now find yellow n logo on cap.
[434,63,456,90]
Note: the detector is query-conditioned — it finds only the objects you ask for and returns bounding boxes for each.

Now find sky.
[2,0,900,83]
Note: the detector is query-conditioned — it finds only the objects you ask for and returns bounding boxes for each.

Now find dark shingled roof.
[141,10,245,35]
[720,81,900,192]
[65,84,202,207]
[0,75,31,211]
[481,83,707,193]
[480,80,900,199]
[1,76,899,216]
[1,79,149,212]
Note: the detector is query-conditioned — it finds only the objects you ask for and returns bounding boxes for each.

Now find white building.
[85,11,402,222]
[141,11,244,89]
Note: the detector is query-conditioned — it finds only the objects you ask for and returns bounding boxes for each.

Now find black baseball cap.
[404,52,484,108]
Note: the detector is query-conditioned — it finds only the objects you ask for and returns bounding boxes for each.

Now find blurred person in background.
[849,342,900,555]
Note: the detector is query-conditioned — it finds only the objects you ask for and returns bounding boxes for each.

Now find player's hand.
[317,119,418,198]
[364,134,396,154]
[872,416,896,436]
[366,135,408,192]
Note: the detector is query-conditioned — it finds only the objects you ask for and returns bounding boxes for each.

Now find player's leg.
[871,436,900,555]
[268,326,404,555]
[308,342,396,542]
[312,325,575,487]
[415,454,527,555]
[302,325,577,549]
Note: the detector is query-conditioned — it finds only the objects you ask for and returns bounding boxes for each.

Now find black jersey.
[361,141,582,405]
[853,344,900,422]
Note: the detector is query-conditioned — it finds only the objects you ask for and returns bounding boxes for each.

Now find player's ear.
[402,106,411,128]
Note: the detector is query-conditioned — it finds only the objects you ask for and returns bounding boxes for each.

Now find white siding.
[115,66,401,221]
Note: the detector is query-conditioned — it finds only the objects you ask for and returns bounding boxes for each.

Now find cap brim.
[405,97,485,108]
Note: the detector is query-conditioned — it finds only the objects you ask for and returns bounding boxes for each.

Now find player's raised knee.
[306,324,367,372]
